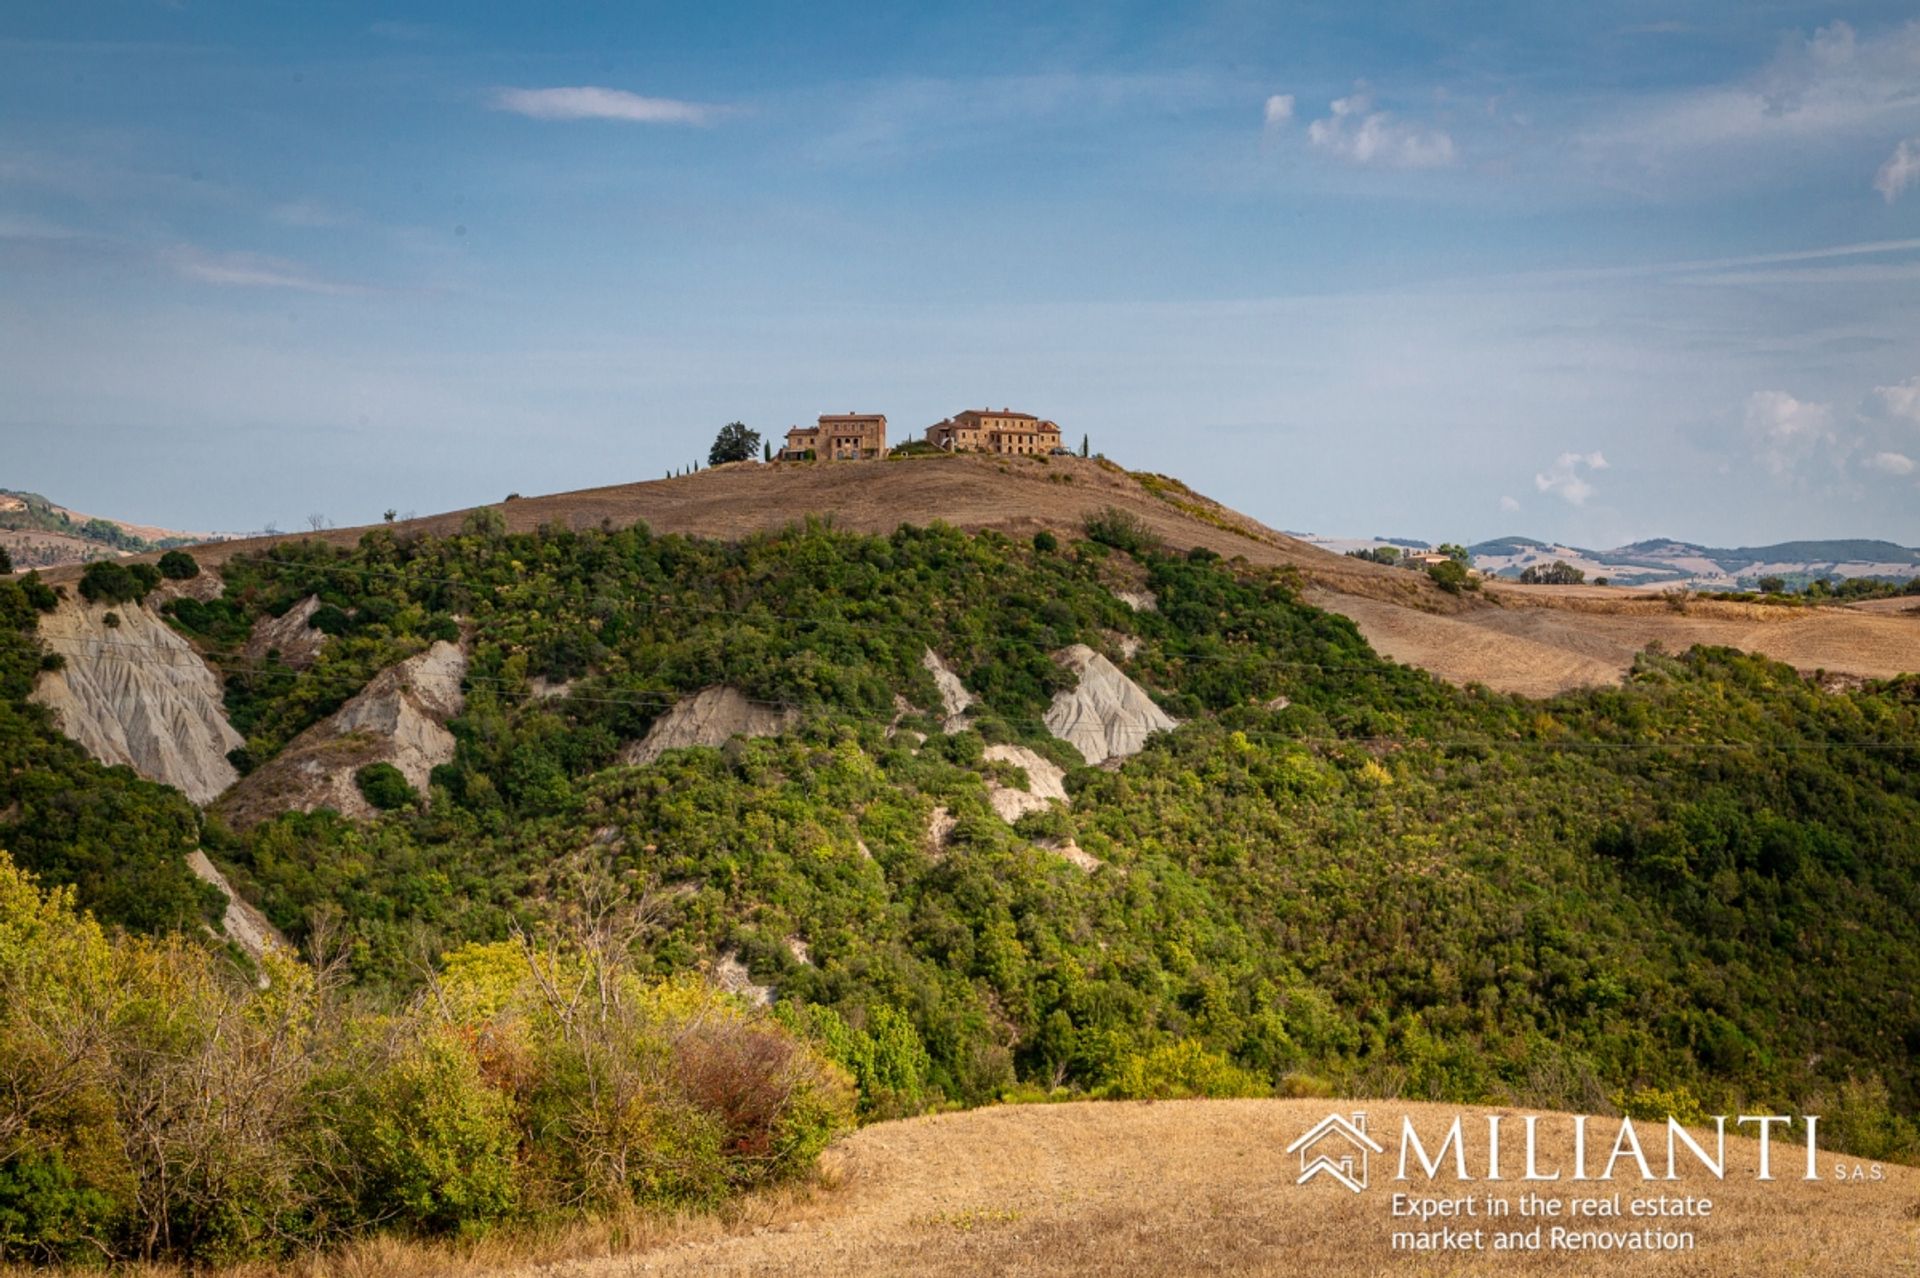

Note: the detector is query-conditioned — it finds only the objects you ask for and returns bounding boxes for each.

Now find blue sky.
[4,2,1919,547]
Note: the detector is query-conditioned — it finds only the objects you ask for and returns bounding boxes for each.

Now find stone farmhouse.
[924,408,1063,456]
[778,413,889,461]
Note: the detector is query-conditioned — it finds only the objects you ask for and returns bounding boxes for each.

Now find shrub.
[1032,530,1058,553]
[156,550,199,580]
[1427,559,1476,594]
[1082,506,1161,555]
[0,546,9,575]
[77,560,146,605]
[355,762,418,811]
[1101,1041,1268,1100]
[328,1029,521,1236]
[18,573,57,612]
[307,603,352,636]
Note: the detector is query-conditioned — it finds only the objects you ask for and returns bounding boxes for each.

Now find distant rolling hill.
[1470,536,1920,588]
[0,488,225,571]
[1300,530,1920,589]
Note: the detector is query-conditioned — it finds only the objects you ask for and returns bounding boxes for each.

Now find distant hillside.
[1467,534,1920,588]
[0,488,217,571]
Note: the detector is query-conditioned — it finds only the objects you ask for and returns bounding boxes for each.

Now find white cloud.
[1866,450,1916,475]
[1263,94,1295,128]
[1877,138,1920,202]
[1744,390,1835,475]
[1875,377,1920,423]
[1533,450,1609,506]
[162,246,363,295]
[1303,91,1455,169]
[490,86,719,125]
[1499,495,1521,512]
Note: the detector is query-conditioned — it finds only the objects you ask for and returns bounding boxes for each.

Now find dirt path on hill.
[503,1099,1920,1277]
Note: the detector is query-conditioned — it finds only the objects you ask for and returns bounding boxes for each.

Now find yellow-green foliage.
[0,854,852,1264]
[1101,1040,1270,1101]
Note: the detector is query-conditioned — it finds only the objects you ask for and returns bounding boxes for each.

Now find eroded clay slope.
[619,686,800,765]
[215,640,466,827]
[31,598,243,804]
[1043,644,1178,765]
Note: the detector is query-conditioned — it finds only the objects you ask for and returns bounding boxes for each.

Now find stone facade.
[924,408,1063,456]
[779,413,889,461]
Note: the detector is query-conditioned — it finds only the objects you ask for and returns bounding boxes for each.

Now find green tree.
[1427,558,1476,593]
[156,549,199,580]
[1080,433,1089,458]
[77,560,149,604]
[1757,575,1786,594]
[0,546,10,575]
[355,762,419,811]
[709,422,760,466]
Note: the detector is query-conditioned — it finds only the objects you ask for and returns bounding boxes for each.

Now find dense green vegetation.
[2,511,1919,1260]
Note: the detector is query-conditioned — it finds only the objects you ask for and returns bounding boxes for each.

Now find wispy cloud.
[162,246,364,295]
[1578,21,1920,165]
[1534,451,1608,505]
[490,86,720,125]
[1278,88,1454,169]
[270,198,355,228]
[1744,390,1835,476]
[1876,138,1920,203]
[1866,450,1916,475]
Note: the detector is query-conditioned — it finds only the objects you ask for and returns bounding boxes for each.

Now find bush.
[1427,559,1476,594]
[77,560,147,605]
[0,546,10,575]
[18,573,57,612]
[1082,507,1161,555]
[1032,530,1059,553]
[355,762,418,811]
[328,1029,520,1236]
[1101,1041,1268,1100]
[156,550,200,581]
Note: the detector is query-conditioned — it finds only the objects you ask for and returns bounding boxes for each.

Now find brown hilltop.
[41,455,1919,697]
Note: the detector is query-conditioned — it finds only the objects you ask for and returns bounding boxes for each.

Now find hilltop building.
[924,409,1062,456]
[779,413,889,461]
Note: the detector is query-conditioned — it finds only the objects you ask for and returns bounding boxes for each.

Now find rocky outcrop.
[187,850,286,964]
[981,743,1069,823]
[713,950,772,1006]
[921,649,975,733]
[31,598,243,804]
[243,596,329,669]
[1115,590,1157,612]
[216,640,466,828]
[619,686,798,766]
[1043,644,1179,765]
[1039,838,1104,873]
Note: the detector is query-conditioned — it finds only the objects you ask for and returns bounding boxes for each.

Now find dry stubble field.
[501,1099,1920,1278]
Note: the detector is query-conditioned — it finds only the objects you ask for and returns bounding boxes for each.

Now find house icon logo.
[1287,1111,1385,1192]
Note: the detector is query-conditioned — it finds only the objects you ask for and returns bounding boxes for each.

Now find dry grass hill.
[497,1098,1919,1278]
[40,455,1917,697]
